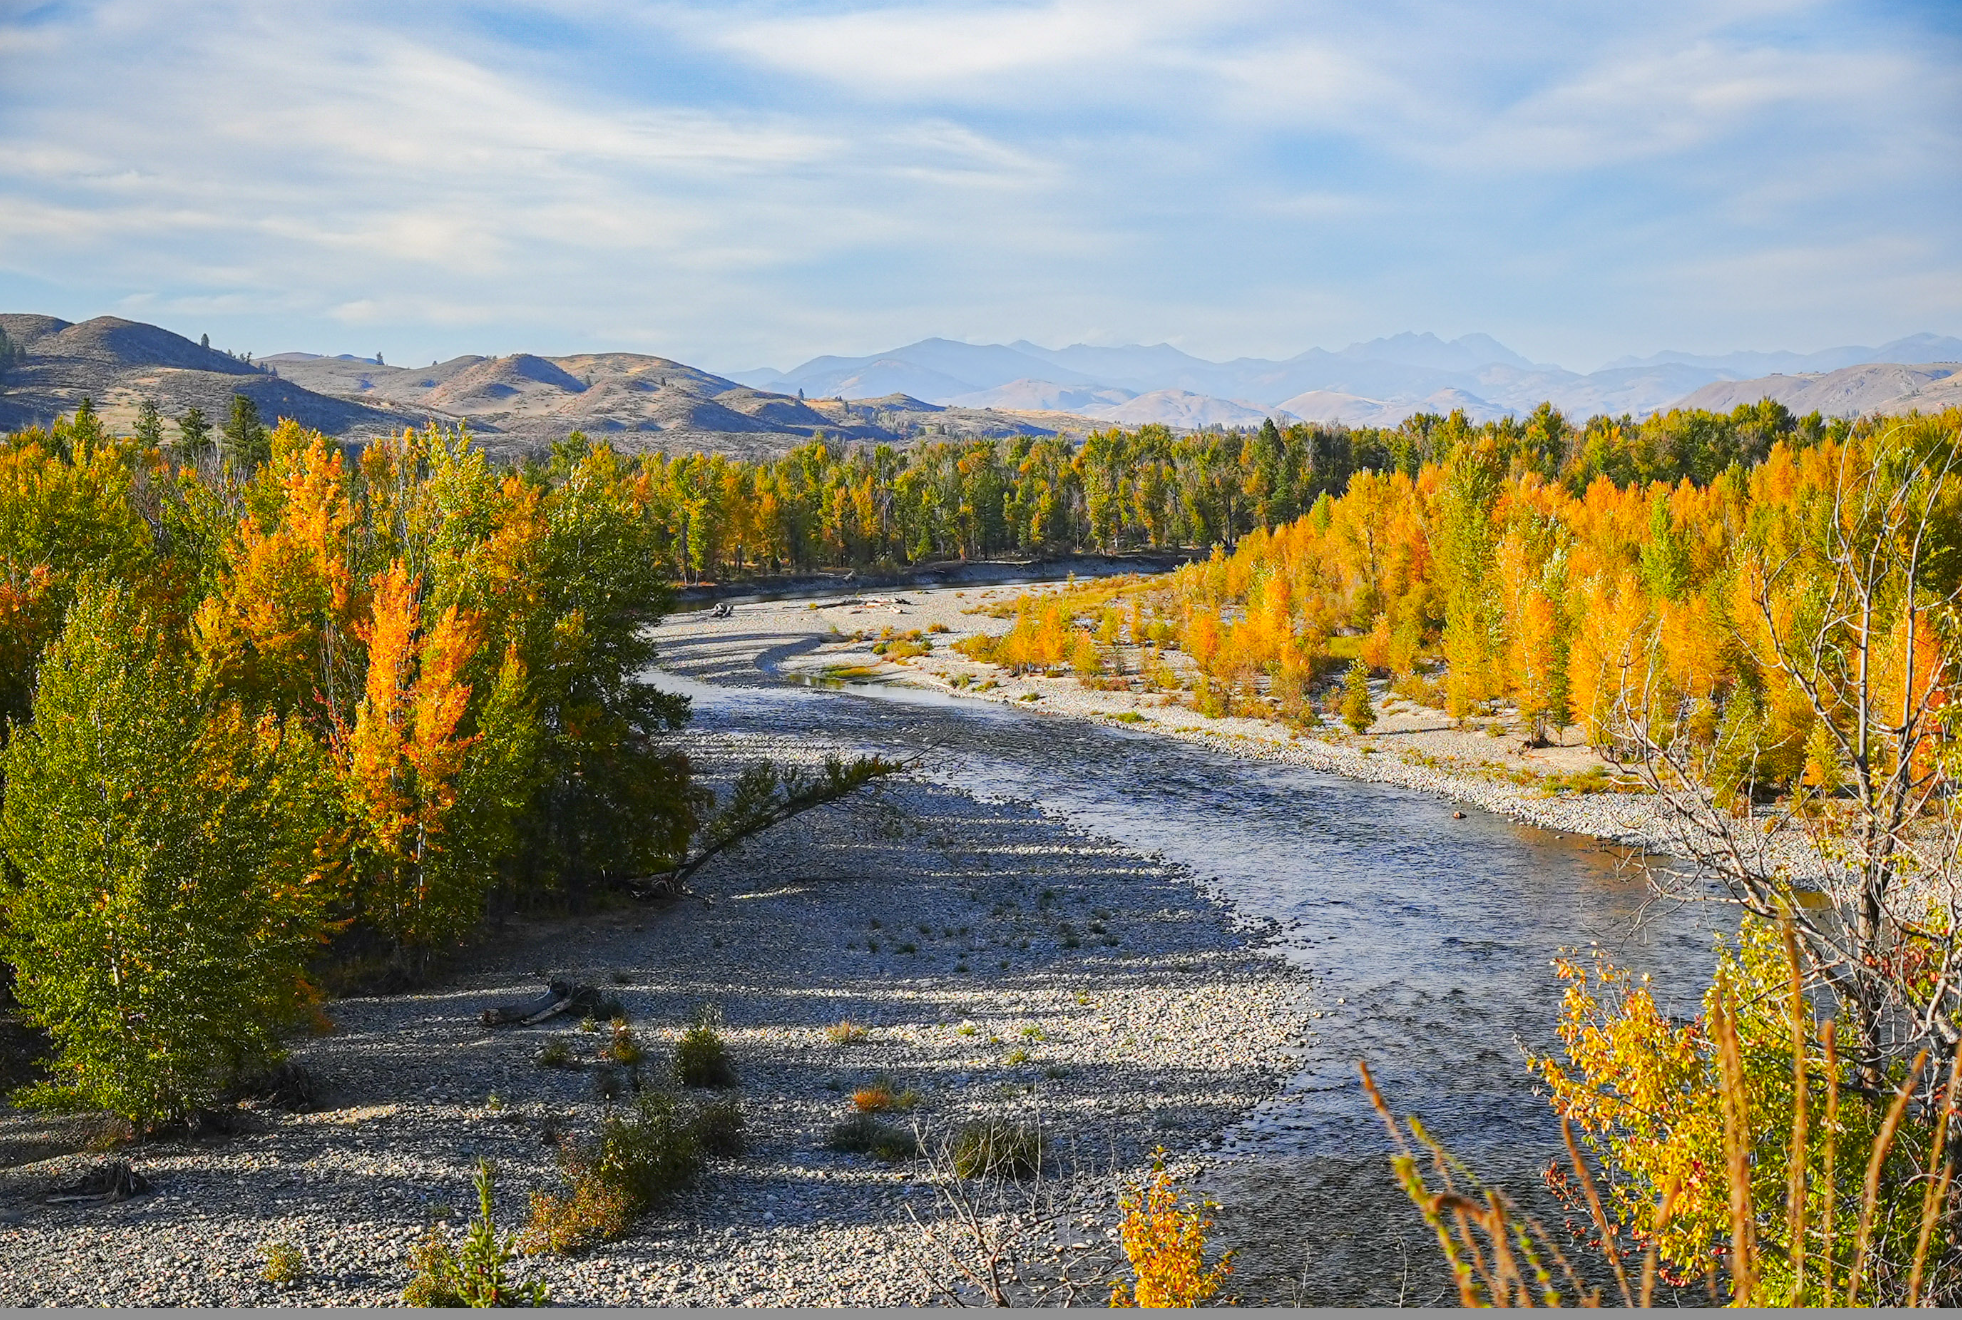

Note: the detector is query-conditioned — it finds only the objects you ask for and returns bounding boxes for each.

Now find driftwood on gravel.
[623,751,916,901]
[46,1159,150,1205]
[480,979,617,1027]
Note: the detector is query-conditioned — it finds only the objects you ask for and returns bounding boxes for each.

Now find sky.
[0,0,1957,375]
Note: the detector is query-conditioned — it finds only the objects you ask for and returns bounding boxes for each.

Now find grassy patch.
[852,1075,922,1113]
[827,1112,918,1161]
[823,664,885,682]
[950,1118,1044,1180]
[826,1020,870,1046]
[673,1005,737,1089]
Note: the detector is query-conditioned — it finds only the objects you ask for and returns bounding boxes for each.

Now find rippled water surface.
[664,671,1727,1304]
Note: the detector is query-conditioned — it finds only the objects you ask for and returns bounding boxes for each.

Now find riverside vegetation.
[943,404,1962,1303]
[10,390,1959,1304]
[0,401,1236,1307]
[0,405,891,1128]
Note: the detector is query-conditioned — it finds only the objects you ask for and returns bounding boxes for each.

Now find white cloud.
[0,0,1953,369]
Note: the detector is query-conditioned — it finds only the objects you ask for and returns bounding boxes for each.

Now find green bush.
[951,1118,1044,1179]
[604,1020,643,1067]
[523,1090,703,1255]
[827,1112,919,1161]
[673,1004,737,1088]
[0,586,334,1126]
[689,1094,746,1157]
[260,1239,305,1284]
[404,1160,546,1306]
[1340,659,1375,733]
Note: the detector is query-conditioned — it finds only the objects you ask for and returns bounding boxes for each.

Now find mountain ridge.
[10,314,1957,448]
[735,330,1959,427]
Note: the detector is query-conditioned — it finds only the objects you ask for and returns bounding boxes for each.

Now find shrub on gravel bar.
[690,1094,746,1157]
[826,1020,870,1046]
[404,1159,546,1306]
[673,1004,737,1088]
[603,1020,643,1067]
[260,1239,305,1284]
[523,1090,704,1255]
[827,1112,919,1161]
[951,1118,1044,1180]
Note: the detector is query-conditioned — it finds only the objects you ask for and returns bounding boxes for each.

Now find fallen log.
[480,979,615,1027]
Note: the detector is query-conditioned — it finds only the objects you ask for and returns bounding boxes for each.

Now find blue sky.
[1,0,1956,373]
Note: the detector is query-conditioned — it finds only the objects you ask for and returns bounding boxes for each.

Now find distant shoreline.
[668,550,1198,606]
[655,586,1668,844]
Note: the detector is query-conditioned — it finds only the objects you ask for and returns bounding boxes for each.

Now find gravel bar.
[0,728,1304,1306]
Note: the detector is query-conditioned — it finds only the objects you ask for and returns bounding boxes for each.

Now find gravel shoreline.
[659,588,1679,851]
[0,724,1305,1305]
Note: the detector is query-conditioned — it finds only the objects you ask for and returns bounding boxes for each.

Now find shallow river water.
[665,670,1727,1304]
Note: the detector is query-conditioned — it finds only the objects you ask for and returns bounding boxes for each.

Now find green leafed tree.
[0,585,334,1125]
[1341,658,1376,733]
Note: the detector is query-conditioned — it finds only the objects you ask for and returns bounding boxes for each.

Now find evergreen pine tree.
[133,397,164,449]
[176,406,213,463]
[65,397,105,454]
[222,393,269,471]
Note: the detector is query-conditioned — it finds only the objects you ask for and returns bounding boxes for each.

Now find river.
[662,665,1727,1304]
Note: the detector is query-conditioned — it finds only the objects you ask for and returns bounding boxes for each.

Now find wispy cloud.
[0,0,1953,369]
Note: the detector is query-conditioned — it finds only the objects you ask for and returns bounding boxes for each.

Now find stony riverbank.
[0,728,1306,1306]
[658,586,1681,852]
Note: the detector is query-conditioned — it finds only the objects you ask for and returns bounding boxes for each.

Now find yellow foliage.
[1109,1155,1232,1308]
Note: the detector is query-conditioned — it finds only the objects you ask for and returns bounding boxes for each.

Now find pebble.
[0,737,1304,1307]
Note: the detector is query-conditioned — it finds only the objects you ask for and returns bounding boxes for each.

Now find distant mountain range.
[0,315,1113,459]
[737,331,1962,428]
[5,314,1957,454]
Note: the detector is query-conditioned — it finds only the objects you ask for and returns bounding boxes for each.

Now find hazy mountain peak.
[1335,331,1538,372]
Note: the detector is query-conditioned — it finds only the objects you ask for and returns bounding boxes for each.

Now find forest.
[7,389,1962,1303]
[531,395,1842,581]
[965,401,1962,1303]
[0,399,724,1125]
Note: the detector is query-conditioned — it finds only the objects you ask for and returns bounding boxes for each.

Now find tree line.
[972,403,1962,1302]
[105,389,1845,581]
[0,412,711,1122]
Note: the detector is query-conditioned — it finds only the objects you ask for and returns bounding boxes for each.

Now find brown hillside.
[0,315,425,438]
[1673,362,1962,418]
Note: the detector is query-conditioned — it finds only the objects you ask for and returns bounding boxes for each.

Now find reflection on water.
[658,671,1726,1303]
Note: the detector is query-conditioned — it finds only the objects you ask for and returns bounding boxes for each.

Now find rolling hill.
[263,349,1108,458]
[1673,362,1962,419]
[0,315,423,438]
[0,315,1114,460]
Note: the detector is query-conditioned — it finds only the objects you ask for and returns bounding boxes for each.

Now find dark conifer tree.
[221,393,269,471]
[133,397,164,449]
[176,406,213,463]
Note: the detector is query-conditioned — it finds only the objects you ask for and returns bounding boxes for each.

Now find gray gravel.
[0,729,1304,1306]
